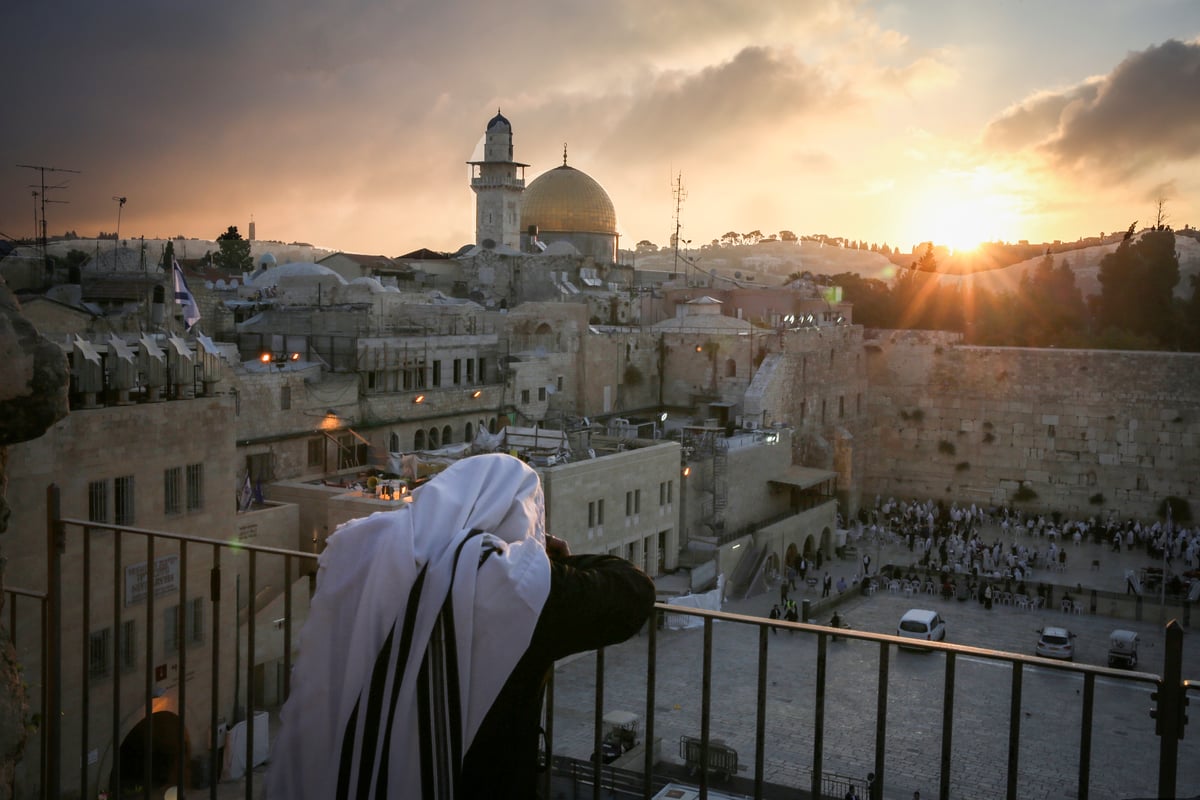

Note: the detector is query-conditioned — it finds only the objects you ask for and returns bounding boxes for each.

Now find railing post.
[44,484,63,800]
[1156,619,1186,798]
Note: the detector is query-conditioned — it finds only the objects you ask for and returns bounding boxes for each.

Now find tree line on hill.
[823,224,1200,352]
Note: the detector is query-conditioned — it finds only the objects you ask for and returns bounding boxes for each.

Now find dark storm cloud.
[982,82,1100,150]
[984,39,1200,178]
[597,46,846,164]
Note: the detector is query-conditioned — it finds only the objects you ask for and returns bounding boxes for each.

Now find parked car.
[897,609,946,647]
[1036,626,1076,660]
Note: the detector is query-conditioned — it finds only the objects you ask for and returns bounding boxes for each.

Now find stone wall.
[862,331,1200,519]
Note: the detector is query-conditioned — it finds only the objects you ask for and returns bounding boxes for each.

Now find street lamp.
[260,351,300,369]
[112,195,126,250]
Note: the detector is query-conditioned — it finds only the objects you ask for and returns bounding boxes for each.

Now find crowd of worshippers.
[852,497,1200,578]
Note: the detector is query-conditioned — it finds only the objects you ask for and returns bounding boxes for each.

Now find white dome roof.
[248,262,346,286]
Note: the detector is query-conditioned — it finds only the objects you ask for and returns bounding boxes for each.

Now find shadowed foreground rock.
[0,277,69,799]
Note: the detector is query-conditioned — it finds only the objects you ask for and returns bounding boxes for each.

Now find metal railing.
[43,484,317,800]
[547,605,1194,800]
[34,485,1195,800]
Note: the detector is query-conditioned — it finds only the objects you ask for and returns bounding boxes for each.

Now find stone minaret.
[468,110,527,249]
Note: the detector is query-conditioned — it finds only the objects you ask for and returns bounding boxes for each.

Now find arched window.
[389,432,400,453]
[725,358,737,378]
[413,429,426,450]
[465,422,474,443]
[429,427,440,448]
[489,417,498,434]
[535,322,552,336]
[442,425,453,445]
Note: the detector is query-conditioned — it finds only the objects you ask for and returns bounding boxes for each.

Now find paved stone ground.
[216,526,1200,799]
[547,527,1200,800]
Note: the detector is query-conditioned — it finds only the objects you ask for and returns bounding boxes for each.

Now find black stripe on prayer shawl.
[336,566,429,800]
[412,529,485,799]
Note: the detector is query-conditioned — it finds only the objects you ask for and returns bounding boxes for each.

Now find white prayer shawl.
[267,454,552,799]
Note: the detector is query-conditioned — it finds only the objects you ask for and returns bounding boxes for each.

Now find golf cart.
[596,711,640,763]
[1108,629,1140,669]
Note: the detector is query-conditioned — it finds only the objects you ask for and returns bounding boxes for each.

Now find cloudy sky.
[4,1,1199,257]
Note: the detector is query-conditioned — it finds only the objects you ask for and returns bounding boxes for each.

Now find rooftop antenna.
[562,142,568,167]
[671,171,687,280]
[18,163,80,283]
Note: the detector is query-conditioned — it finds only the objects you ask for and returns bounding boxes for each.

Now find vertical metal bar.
[246,549,257,800]
[940,652,956,800]
[1158,620,1184,798]
[873,641,889,800]
[81,530,90,796]
[112,532,122,795]
[754,624,768,799]
[45,484,62,800]
[700,616,713,799]
[210,547,221,800]
[1006,662,1023,800]
[591,647,604,800]
[8,591,14,645]
[813,633,827,799]
[541,668,554,800]
[1078,671,1094,800]
[177,541,188,797]
[643,608,658,800]
[40,590,49,797]
[283,555,293,700]
[144,536,155,800]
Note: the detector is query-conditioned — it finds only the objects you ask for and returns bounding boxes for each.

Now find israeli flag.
[172,259,201,330]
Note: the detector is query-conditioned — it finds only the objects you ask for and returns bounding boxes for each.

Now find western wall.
[860,330,1200,521]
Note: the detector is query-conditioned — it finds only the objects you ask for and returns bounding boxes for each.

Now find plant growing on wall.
[623,364,644,386]
[1012,483,1038,502]
[938,440,956,455]
[983,432,995,444]
[955,461,970,472]
[1158,496,1192,523]
[1089,492,1106,506]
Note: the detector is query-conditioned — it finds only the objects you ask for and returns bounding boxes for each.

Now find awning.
[769,465,837,490]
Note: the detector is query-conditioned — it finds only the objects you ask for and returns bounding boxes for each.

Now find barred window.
[165,598,205,652]
[120,620,137,673]
[186,463,204,511]
[114,475,135,526]
[88,479,109,524]
[89,627,111,680]
[188,597,205,645]
[164,467,182,516]
[164,604,180,655]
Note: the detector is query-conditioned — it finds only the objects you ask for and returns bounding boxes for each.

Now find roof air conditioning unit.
[745,420,759,430]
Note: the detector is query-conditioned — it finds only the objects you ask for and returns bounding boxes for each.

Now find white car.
[1036,626,1076,660]
[897,609,946,647]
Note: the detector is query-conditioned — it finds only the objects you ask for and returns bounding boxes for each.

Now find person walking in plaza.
[822,571,832,598]
[984,582,993,610]
[768,603,781,634]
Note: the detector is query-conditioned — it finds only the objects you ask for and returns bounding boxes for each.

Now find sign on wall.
[125,554,180,606]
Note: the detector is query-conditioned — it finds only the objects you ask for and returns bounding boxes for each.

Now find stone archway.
[111,710,190,795]
[820,526,833,558]
[784,542,798,571]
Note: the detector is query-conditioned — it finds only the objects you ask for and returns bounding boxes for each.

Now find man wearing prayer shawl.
[268,453,656,799]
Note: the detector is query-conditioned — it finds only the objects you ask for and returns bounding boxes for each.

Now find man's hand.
[544,535,570,560]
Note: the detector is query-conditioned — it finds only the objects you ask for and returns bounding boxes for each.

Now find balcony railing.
[30,485,1197,799]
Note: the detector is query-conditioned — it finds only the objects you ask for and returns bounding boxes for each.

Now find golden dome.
[521,165,617,235]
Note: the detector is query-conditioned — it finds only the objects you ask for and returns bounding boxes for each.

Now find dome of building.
[521,164,617,236]
[486,111,512,132]
[257,252,277,270]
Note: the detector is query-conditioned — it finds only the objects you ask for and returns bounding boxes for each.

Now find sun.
[908,167,1024,253]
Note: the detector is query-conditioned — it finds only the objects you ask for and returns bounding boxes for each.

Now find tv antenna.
[18,163,81,270]
[671,172,687,279]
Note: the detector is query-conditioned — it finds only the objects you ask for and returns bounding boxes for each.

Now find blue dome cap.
[486,110,511,131]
